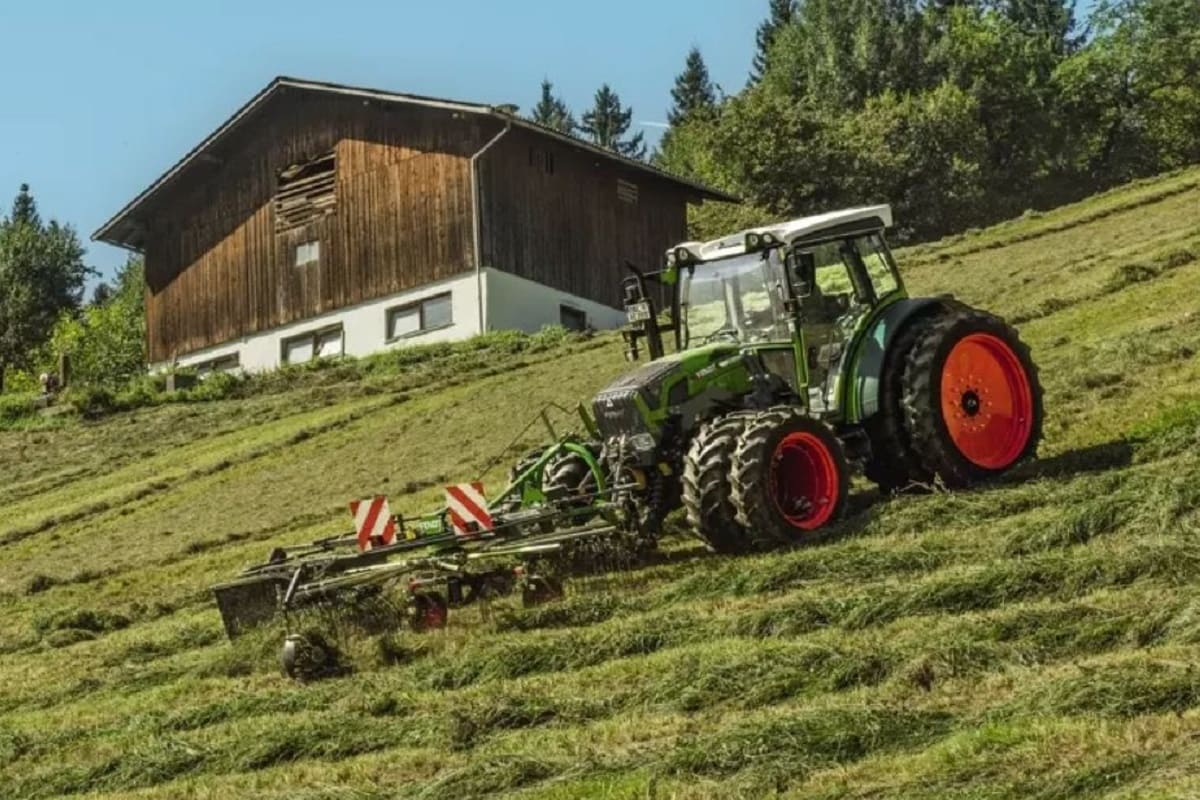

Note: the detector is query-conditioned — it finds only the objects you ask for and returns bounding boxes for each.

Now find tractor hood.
[591,345,739,439]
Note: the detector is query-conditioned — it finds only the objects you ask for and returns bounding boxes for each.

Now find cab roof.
[671,205,893,263]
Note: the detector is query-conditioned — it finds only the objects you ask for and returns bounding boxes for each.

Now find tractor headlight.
[628,432,656,458]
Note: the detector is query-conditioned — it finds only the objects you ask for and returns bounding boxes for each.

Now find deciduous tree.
[0,184,90,392]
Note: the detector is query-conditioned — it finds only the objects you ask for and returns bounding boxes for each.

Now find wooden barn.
[93,77,734,372]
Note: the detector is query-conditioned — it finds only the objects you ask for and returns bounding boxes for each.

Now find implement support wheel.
[409,592,449,632]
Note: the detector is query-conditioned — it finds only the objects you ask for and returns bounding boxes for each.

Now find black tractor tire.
[542,445,602,511]
[863,306,950,493]
[730,408,850,546]
[901,308,1043,488]
[682,413,757,553]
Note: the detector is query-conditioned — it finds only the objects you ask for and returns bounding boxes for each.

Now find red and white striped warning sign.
[445,482,493,538]
[349,495,397,551]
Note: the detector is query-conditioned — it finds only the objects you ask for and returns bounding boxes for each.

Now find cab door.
[793,240,872,413]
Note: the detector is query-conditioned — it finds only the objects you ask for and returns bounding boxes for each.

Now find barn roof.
[93,76,739,250]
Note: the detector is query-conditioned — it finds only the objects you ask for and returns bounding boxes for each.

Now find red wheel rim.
[769,432,840,531]
[940,333,1034,469]
[418,600,447,630]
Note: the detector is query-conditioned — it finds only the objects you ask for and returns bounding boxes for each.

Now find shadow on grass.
[1007,439,1135,484]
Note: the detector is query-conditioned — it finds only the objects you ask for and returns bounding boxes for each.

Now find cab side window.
[795,242,858,324]
[856,233,899,298]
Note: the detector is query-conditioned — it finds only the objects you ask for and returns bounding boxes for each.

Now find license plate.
[626,301,651,323]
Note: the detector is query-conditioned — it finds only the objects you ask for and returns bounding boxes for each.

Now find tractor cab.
[621,205,903,413]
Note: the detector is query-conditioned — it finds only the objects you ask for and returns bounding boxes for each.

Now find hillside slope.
[1,167,1200,799]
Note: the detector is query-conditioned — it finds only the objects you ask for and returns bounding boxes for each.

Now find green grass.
[4,167,1200,799]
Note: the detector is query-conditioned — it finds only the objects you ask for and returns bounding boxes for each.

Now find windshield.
[682,250,790,346]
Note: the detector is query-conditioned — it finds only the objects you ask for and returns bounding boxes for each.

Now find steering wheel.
[825,294,851,315]
[702,327,739,344]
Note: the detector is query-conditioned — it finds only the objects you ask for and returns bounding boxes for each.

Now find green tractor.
[576,204,1043,552]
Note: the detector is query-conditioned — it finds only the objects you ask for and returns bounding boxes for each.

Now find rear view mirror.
[791,251,816,299]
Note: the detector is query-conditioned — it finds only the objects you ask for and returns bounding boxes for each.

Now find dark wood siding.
[143,91,489,362]
[477,127,690,309]
[139,88,699,362]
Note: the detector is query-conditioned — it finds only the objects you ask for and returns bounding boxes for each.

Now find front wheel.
[730,409,849,544]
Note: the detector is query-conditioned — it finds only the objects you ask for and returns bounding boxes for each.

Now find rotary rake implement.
[210,409,656,677]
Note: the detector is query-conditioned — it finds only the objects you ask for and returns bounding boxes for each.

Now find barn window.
[386,293,453,341]
[282,325,343,365]
[294,240,320,268]
[194,352,240,376]
[275,151,336,233]
[617,179,639,204]
[559,305,587,331]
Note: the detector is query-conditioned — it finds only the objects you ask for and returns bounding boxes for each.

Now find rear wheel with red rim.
[730,409,849,545]
[901,310,1043,487]
[940,333,1035,469]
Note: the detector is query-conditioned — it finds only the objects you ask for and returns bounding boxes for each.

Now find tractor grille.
[591,359,680,439]
[592,388,647,439]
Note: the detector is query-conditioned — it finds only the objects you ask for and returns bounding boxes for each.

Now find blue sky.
[1,1,1098,287]
[0,0,761,285]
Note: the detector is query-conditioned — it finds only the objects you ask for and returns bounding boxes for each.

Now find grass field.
[2,167,1200,799]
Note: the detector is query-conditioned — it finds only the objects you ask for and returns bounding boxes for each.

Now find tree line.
[0,184,143,394]
[533,0,1200,241]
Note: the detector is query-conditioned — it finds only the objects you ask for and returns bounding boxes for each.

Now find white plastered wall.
[153,272,482,373]
[481,268,626,333]
[152,268,627,374]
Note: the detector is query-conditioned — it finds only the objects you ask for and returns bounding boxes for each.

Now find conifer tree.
[668,47,717,125]
[750,0,796,83]
[580,84,646,159]
[10,183,39,227]
[530,79,576,134]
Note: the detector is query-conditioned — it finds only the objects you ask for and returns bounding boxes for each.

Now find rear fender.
[849,297,955,422]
